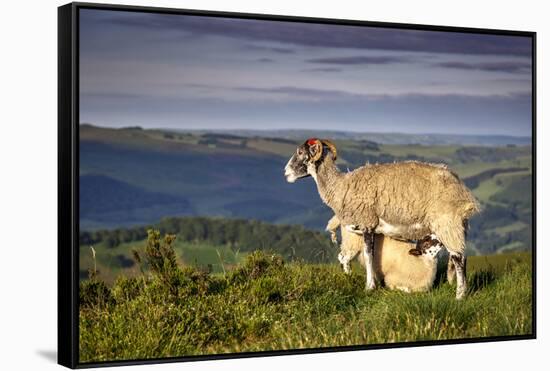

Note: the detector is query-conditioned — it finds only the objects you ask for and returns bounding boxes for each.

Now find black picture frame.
[58,2,537,368]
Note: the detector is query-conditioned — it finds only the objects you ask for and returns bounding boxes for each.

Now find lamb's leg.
[338,252,353,274]
[447,258,456,284]
[345,225,364,235]
[363,232,376,290]
[450,252,467,299]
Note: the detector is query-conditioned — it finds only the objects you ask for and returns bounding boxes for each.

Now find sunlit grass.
[79,249,532,363]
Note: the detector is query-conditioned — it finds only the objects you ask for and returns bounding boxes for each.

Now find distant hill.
[79,124,329,231]
[169,128,532,147]
[80,174,192,226]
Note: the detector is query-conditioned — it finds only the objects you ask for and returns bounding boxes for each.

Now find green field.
[81,241,245,283]
[79,244,532,363]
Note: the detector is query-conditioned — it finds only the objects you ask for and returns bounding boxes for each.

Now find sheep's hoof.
[455,289,467,300]
[447,264,457,284]
[447,273,456,284]
[366,282,377,291]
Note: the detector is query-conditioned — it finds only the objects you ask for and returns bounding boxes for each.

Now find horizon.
[80,9,533,136]
[80,122,532,139]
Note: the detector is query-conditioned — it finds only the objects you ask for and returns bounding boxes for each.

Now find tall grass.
[79,231,532,363]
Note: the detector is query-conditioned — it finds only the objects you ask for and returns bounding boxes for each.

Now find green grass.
[79,250,532,363]
[467,251,531,272]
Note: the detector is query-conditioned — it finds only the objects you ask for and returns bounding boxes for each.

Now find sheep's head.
[284,138,337,183]
[408,234,443,258]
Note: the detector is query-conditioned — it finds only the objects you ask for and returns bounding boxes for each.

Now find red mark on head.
[307,138,318,145]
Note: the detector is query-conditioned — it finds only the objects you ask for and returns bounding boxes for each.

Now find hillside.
[79,124,533,257]
[80,175,192,227]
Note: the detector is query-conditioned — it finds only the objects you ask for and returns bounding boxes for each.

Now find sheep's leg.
[363,232,376,290]
[431,215,467,299]
[450,252,467,299]
[448,219,470,286]
[447,258,456,284]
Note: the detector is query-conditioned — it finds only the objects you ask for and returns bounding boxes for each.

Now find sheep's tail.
[457,184,481,219]
[460,198,481,219]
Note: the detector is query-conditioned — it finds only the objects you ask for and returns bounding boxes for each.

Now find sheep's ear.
[408,249,422,256]
[308,139,323,162]
[321,139,338,160]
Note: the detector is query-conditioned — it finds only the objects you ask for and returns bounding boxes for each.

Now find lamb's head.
[409,234,443,259]
[284,138,337,183]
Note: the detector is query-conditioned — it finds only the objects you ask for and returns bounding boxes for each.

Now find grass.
[79,246,532,363]
[467,251,531,272]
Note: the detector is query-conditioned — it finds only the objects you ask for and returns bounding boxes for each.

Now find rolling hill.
[79,124,533,263]
[80,174,193,228]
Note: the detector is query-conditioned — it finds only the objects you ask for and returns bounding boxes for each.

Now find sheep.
[327,215,443,293]
[284,138,479,299]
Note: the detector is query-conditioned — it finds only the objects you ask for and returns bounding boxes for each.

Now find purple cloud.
[306,55,412,65]
[303,67,343,72]
[434,61,531,74]
[89,10,532,57]
[244,44,296,54]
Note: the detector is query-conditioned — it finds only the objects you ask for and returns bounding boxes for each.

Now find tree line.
[80,216,336,263]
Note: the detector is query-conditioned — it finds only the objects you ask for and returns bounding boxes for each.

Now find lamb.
[327,215,443,293]
[284,138,479,299]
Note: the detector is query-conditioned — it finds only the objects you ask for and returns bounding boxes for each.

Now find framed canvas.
[58,2,536,368]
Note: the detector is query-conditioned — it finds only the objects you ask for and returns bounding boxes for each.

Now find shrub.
[111,277,144,303]
[79,280,113,308]
[229,251,285,284]
[251,276,284,304]
[141,229,181,295]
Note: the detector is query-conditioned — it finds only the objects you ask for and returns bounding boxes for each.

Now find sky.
[79,9,533,136]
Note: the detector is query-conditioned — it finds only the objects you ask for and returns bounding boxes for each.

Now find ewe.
[284,138,479,299]
[327,215,443,293]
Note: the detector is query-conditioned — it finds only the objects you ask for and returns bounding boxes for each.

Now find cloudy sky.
[79,8,533,136]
